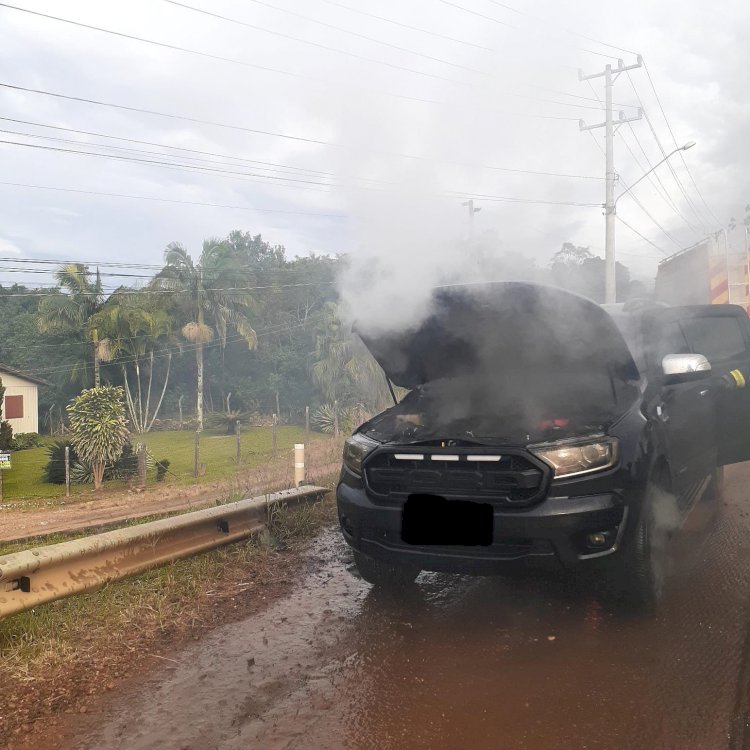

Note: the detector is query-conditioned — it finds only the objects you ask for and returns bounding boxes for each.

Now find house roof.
[0,363,50,387]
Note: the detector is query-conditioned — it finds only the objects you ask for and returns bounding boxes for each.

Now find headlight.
[342,433,379,475]
[529,436,619,479]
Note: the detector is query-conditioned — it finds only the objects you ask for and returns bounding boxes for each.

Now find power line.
[641,59,723,227]
[316,0,494,52]
[0,180,346,218]
[172,0,484,75]
[0,2,615,113]
[584,79,702,242]
[168,0,624,109]
[0,84,608,184]
[620,122,703,237]
[584,129,680,248]
[0,117,335,178]
[624,69,713,234]
[0,121,605,182]
[616,215,668,255]
[435,0,619,60]
[482,0,638,56]
[0,137,338,189]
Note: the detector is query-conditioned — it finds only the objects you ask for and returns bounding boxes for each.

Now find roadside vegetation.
[0,488,336,744]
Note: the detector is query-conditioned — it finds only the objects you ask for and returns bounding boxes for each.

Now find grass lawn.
[0,426,314,506]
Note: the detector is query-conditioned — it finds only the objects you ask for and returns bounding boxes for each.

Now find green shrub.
[11,432,42,451]
[69,442,146,484]
[43,441,78,484]
[155,458,170,482]
[67,386,128,490]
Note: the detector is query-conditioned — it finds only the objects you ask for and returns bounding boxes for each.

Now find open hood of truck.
[356,282,639,390]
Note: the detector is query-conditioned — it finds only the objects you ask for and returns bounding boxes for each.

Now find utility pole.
[579,56,643,304]
[462,199,481,239]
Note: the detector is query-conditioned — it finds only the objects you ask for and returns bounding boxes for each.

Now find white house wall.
[1,373,39,434]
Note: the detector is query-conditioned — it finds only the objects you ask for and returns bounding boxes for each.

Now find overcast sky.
[0,0,748,291]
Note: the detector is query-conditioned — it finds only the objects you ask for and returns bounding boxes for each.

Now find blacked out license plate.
[401,494,493,546]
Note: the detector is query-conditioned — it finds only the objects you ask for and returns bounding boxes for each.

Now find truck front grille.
[364,448,548,507]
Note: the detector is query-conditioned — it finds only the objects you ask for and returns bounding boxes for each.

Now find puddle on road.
[79,468,750,750]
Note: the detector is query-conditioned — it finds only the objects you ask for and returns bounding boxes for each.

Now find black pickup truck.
[336,282,750,608]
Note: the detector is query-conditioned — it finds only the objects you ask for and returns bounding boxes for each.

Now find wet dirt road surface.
[75,464,750,750]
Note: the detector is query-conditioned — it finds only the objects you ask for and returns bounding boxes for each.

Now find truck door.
[678,306,750,466]
[643,310,717,500]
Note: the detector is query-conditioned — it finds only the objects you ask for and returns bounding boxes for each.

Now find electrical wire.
[482,0,639,56]
[316,0,494,52]
[0,121,605,182]
[0,181,346,218]
[0,3,617,113]
[624,69,714,234]
[615,215,668,255]
[641,59,724,227]
[435,0,618,60]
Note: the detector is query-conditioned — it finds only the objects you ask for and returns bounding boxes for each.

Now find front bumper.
[337,479,629,573]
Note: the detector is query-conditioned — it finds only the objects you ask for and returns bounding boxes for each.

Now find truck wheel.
[352,551,419,590]
[704,466,724,527]
[602,476,669,613]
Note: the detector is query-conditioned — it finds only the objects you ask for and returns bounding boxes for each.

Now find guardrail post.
[272,413,278,458]
[294,443,305,486]
[235,420,241,465]
[64,445,70,498]
[193,430,200,478]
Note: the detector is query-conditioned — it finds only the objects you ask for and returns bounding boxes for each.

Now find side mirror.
[661,353,711,384]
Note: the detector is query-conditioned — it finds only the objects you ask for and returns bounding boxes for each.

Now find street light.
[614,141,696,208]
[604,141,696,304]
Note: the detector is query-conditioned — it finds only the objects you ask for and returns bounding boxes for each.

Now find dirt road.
[68,463,750,750]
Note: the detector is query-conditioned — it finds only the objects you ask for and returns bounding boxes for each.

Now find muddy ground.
[13,463,750,750]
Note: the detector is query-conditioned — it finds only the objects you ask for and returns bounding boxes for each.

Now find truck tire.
[352,550,419,590]
[601,473,669,614]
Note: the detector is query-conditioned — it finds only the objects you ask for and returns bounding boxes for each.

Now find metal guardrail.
[0,485,328,621]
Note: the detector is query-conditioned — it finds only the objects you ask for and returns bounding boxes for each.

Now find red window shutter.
[5,395,23,419]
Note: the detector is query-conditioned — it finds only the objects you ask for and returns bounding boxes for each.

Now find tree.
[90,290,176,433]
[67,386,128,490]
[37,264,107,386]
[548,243,631,302]
[154,239,258,431]
[0,378,12,450]
[310,302,391,414]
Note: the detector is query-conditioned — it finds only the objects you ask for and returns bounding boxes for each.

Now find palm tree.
[154,239,257,431]
[310,302,393,419]
[90,290,176,433]
[37,263,106,386]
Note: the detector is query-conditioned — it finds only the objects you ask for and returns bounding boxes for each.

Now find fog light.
[587,532,608,547]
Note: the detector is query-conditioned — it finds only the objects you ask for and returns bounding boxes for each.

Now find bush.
[11,432,42,451]
[0,421,13,450]
[46,440,143,486]
[43,441,79,484]
[69,442,147,484]
[155,458,170,482]
[311,403,364,435]
[204,410,246,434]
[67,386,128,490]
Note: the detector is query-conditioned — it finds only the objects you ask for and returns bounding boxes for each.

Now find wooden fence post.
[137,443,147,488]
[235,420,241,464]
[65,446,70,498]
[272,413,278,458]
[193,430,200,478]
